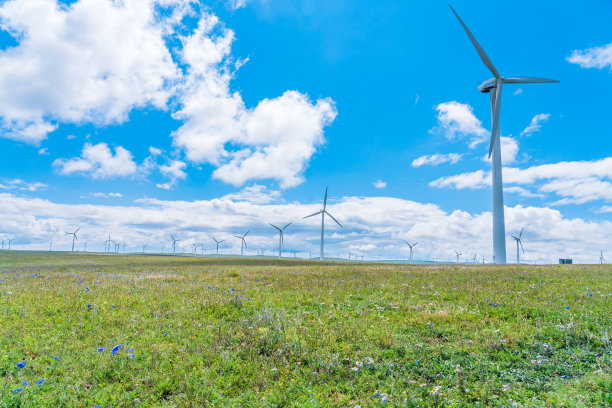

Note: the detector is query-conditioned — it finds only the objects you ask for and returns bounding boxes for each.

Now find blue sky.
[0,0,610,262]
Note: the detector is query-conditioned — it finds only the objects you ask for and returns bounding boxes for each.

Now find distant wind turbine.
[83,242,87,252]
[512,228,525,264]
[454,250,463,263]
[450,5,559,264]
[8,239,11,250]
[304,186,342,260]
[234,231,249,257]
[1,240,4,250]
[472,253,477,263]
[104,234,112,253]
[404,241,418,261]
[170,235,180,255]
[142,244,148,254]
[270,222,292,259]
[600,251,605,264]
[212,237,225,256]
[66,228,79,252]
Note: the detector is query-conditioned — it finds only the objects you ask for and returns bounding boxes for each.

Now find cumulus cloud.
[0,0,336,188]
[431,101,488,148]
[53,142,138,179]
[567,42,612,71]
[0,192,609,263]
[373,180,387,189]
[86,192,123,198]
[430,157,612,205]
[412,153,462,167]
[0,179,47,192]
[521,114,550,136]
[156,160,187,189]
[480,136,518,165]
[0,0,185,144]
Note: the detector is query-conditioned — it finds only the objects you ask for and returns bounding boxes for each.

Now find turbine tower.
[472,253,477,263]
[234,231,249,257]
[450,5,559,264]
[454,250,463,263]
[170,235,180,255]
[66,227,79,252]
[142,244,148,254]
[512,228,525,264]
[404,241,418,261]
[212,237,225,256]
[270,222,292,259]
[304,186,343,260]
[600,251,605,264]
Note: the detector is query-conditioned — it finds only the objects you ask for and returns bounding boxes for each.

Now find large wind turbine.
[212,237,225,256]
[404,241,418,261]
[170,235,180,255]
[512,228,525,264]
[304,187,343,260]
[450,5,559,264]
[234,231,249,257]
[454,250,463,263]
[270,222,292,259]
[66,228,79,252]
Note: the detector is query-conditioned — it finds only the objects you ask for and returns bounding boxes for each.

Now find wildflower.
[566,306,570,310]
[36,379,45,386]
[164,332,168,337]
[127,348,133,353]
[416,360,421,364]
[111,344,122,355]
[380,395,388,402]
[16,361,26,368]
[127,354,135,359]
[21,380,30,386]
[430,385,442,395]
[52,357,60,361]
[351,366,359,371]
[13,388,23,394]
[97,347,106,353]
[365,357,374,364]
[87,304,92,309]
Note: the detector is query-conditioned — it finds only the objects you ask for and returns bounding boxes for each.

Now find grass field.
[0,252,610,407]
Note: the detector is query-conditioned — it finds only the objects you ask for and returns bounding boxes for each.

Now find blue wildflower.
[97,347,106,353]
[127,354,135,359]
[111,344,122,355]
[416,360,421,364]
[52,357,60,361]
[127,348,133,353]
[16,361,26,368]
[164,332,168,337]
[36,379,45,386]
[13,388,23,394]
[21,380,29,386]
[566,306,570,310]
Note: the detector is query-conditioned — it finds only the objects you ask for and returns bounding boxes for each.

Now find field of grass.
[0,252,610,407]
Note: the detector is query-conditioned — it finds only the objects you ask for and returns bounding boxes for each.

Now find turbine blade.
[325,211,343,228]
[519,241,525,253]
[243,240,247,248]
[323,186,328,210]
[413,242,418,247]
[304,210,323,219]
[488,82,503,159]
[282,222,292,230]
[449,5,500,78]
[234,235,242,239]
[519,227,523,238]
[244,230,249,237]
[504,77,559,84]
[75,227,80,233]
[404,240,409,246]
[269,223,281,231]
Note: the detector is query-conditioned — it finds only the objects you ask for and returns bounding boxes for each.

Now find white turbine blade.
[325,211,343,228]
[504,77,559,84]
[449,5,500,78]
[243,239,247,248]
[488,82,503,159]
[234,235,242,239]
[244,230,250,237]
[269,223,281,231]
[512,236,519,240]
[220,240,225,243]
[404,240,409,246]
[413,242,418,247]
[323,186,328,210]
[519,227,523,238]
[519,240,525,253]
[75,227,80,233]
[282,222,292,231]
[304,210,323,219]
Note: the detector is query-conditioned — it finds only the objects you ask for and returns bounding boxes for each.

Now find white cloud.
[53,142,138,179]
[597,205,612,213]
[87,192,123,198]
[0,192,609,264]
[567,42,612,71]
[156,160,187,190]
[513,88,523,96]
[222,184,281,204]
[228,0,249,10]
[149,146,163,156]
[520,113,550,136]
[0,0,186,144]
[38,147,49,155]
[0,179,47,192]
[412,153,462,167]
[430,157,612,205]
[480,136,518,165]
[373,180,387,189]
[431,101,488,148]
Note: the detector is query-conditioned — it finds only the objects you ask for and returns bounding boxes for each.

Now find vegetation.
[0,252,610,407]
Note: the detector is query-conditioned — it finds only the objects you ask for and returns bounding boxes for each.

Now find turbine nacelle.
[478,78,498,93]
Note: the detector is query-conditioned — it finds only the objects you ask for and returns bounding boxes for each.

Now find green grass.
[0,252,610,407]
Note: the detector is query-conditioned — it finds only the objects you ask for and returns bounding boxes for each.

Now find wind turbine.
[600,251,605,264]
[66,228,79,252]
[270,222,292,259]
[472,253,477,263]
[512,228,525,264]
[454,250,463,263]
[142,244,148,254]
[234,231,249,257]
[404,241,418,261]
[212,237,225,257]
[7,239,12,250]
[170,235,180,255]
[104,234,112,253]
[1,240,4,250]
[450,5,559,264]
[304,186,342,260]
[83,242,87,252]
